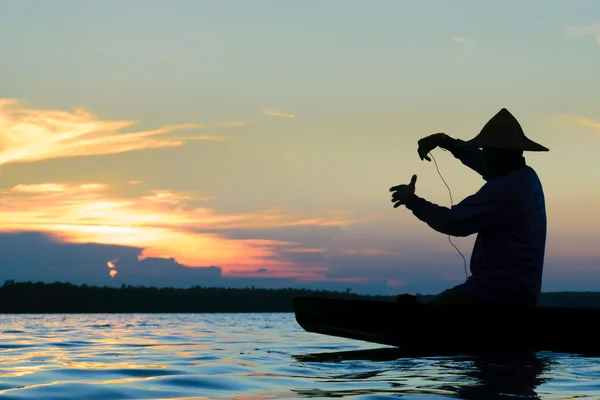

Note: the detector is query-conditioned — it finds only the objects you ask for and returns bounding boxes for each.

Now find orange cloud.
[0,181,366,277]
[289,274,375,284]
[285,248,325,253]
[167,135,232,141]
[0,98,234,166]
[107,259,118,278]
[387,278,405,288]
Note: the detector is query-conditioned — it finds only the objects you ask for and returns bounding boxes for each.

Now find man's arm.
[440,135,486,178]
[404,184,521,237]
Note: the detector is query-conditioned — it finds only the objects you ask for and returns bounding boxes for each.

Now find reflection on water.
[294,349,552,399]
[0,313,597,399]
[295,348,552,399]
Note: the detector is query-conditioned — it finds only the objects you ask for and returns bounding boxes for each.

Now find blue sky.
[0,1,599,294]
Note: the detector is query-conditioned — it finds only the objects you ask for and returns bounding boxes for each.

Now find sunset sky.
[0,0,599,294]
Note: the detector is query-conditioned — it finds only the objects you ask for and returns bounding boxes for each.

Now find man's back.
[463,166,547,307]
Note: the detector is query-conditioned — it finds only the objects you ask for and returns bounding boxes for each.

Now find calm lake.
[0,313,598,399]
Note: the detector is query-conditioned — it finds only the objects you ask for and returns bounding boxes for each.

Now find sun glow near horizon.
[0,180,365,279]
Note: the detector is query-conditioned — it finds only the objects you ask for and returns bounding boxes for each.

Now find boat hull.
[293,297,600,355]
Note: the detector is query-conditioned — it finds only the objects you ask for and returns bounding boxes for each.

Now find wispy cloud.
[263,108,296,119]
[555,113,600,134]
[452,35,475,50]
[565,24,600,47]
[0,98,234,166]
[0,180,366,277]
[166,135,232,141]
[211,121,247,128]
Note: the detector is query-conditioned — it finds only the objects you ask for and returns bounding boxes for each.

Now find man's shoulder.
[495,166,541,187]
[513,166,544,192]
[479,167,542,200]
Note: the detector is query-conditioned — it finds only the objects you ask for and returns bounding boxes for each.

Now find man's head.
[482,147,525,180]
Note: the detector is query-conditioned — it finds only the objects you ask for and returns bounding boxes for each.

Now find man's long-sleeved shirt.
[405,140,547,307]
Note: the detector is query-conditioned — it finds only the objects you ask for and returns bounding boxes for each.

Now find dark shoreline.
[1,281,599,313]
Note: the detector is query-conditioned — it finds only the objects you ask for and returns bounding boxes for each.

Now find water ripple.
[0,313,597,399]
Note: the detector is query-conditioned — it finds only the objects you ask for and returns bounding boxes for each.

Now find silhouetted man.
[389,108,548,307]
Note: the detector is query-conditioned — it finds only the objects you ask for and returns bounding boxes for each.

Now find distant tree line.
[0,280,598,313]
[0,280,393,313]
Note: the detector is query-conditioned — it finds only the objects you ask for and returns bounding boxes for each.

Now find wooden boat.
[293,296,600,355]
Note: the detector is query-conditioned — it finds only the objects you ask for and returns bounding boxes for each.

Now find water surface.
[0,313,598,399]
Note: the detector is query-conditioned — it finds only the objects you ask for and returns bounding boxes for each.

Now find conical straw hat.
[458,108,549,152]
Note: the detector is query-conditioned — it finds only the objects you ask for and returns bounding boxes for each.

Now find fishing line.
[429,151,468,280]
